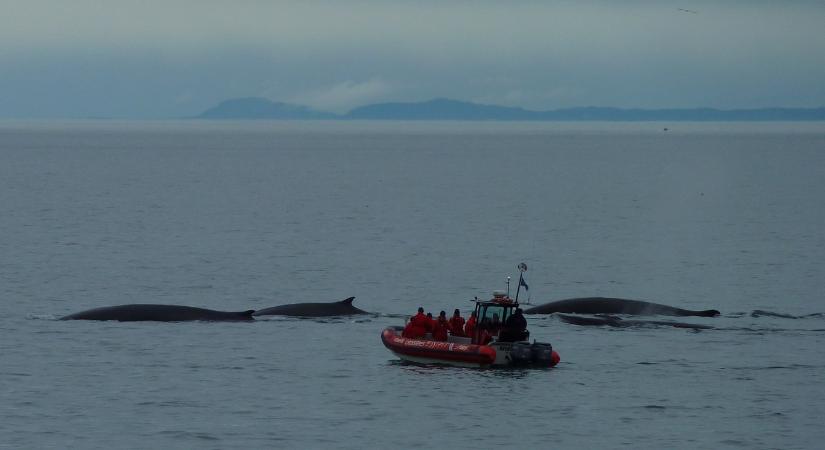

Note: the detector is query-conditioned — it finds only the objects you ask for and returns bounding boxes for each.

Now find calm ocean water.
[1,120,824,449]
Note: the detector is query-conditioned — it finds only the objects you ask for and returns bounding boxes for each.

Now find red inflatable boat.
[381,327,499,367]
[381,266,560,368]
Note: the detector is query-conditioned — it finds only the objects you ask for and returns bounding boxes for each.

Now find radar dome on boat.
[493,291,507,298]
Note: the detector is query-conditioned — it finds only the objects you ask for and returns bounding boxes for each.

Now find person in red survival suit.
[426,312,435,333]
[448,309,466,337]
[433,311,450,341]
[407,307,430,338]
[464,311,477,342]
[477,317,493,345]
[402,316,418,338]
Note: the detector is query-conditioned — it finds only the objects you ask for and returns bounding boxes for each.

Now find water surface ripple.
[1,121,824,449]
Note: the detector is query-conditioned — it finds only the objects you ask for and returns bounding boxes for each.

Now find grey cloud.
[1,1,824,117]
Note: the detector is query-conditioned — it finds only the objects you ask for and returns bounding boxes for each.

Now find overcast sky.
[2,0,824,118]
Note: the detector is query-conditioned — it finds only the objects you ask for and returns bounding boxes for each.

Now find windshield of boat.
[479,304,510,325]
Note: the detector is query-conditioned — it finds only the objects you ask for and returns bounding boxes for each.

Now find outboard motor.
[531,342,555,366]
[509,342,533,366]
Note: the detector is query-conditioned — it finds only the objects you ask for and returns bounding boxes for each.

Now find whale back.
[525,297,720,317]
[557,313,714,329]
[61,304,255,322]
[252,297,366,317]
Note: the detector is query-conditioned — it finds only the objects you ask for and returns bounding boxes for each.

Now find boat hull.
[381,327,497,367]
[382,327,560,368]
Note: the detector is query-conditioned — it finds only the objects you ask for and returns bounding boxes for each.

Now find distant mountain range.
[196,97,825,121]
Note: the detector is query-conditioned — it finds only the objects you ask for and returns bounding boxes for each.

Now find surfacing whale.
[60,304,255,322]
[751,310,823,319]
[524,297,720,317]
[252,296,367,317]
[556,313,713,330]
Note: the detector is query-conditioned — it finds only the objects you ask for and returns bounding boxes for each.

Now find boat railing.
[447,335,472,345]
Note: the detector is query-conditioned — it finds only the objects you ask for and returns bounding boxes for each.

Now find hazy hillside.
[198,97,825,121]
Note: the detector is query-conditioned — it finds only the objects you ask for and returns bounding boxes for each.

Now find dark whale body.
[751,310,823,319]
[524,297,720,317]
[252,297,367,317]
[751,310,799,319]
[61,304,255,322]
[557,313,713,330]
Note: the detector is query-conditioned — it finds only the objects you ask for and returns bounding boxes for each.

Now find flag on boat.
[519,275,529,291]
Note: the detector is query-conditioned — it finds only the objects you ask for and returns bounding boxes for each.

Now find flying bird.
[678,8,699,14]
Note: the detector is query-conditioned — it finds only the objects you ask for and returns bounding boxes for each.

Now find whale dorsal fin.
[338,297,356,305]
[242,310,255,316]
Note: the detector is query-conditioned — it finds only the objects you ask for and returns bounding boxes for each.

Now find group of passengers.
[402,307,473,341]
[402,306,527,343]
